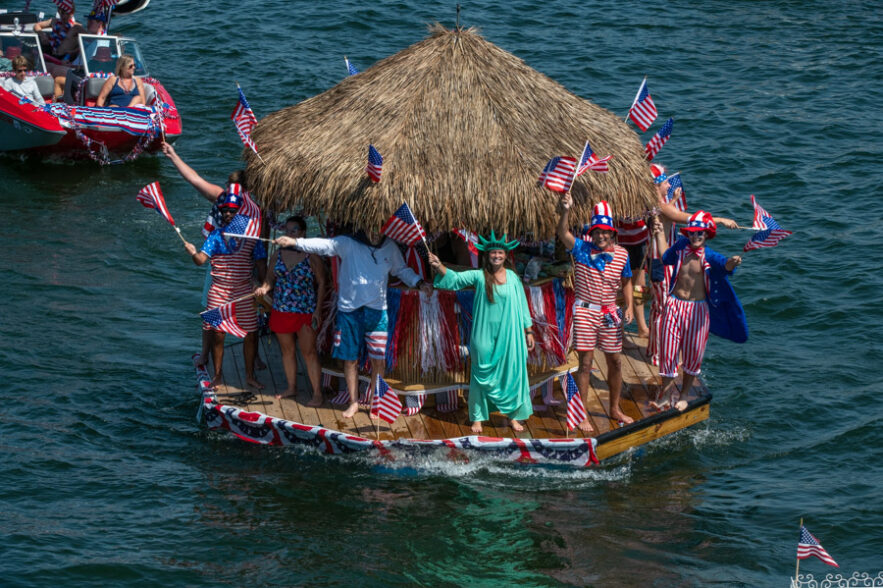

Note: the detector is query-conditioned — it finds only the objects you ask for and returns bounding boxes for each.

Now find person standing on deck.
[427,233,535,434]
[653,211,742,412]
[183,191,268,389]
[557,197,635,428]
[273,229,433,419]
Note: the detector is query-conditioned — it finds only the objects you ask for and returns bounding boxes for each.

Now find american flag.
[798,526,839,567]
[665,172,688,212]
[645,117,673,161]
[564,372,589,432]
[403,393,426,416]
[345,56,360,76]
[381,202,426,246]
[231,85,259,155]
[54,0,74,12]
[371,375,402,423]
[453,228,480,267]
[744,195,792,252]
[366,144,383,182]
[200,301,248,338]
[576,141,613,175]
[628,78,658,132]
[136,182,175,226]
[538,156,577,192]
[222,213,261,242]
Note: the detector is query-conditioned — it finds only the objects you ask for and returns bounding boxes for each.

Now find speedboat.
[0,28,181,162]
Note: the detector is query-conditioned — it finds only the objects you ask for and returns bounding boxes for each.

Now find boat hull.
[0,89,66,150]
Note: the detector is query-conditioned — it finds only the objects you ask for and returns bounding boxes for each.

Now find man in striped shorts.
[557,196,635,428]
[184,191,268,388]
[655,211,741,411]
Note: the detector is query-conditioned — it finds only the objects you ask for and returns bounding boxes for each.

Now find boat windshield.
[0,33,45,73]
[78,35,149,77]
[117,38,148,77]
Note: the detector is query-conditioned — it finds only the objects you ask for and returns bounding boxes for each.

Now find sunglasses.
[14,68,28,73]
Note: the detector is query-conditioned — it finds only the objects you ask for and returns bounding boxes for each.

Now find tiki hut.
[246,25,656,238]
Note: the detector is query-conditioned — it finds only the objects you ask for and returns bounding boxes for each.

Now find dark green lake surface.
[2,1,882,585]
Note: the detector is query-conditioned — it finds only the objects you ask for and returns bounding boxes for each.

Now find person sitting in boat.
[1,56,45,105]
[95,55,146,107]
[273,228,433,419]
[182,190,268,389]
[34,1,83,75]
[254,216,328,405]
[51,14,108,103]
[652,211,743,412]
[427,233,535,434]
[557,197,635,429]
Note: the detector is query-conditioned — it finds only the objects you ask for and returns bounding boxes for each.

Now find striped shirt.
[201,222,267,302]
[569,239,631,305]
[616,219,649,246]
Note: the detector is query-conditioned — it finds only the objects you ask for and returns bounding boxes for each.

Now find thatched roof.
[246,25,656,238]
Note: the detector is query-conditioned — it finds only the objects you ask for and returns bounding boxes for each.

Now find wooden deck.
[209,331,711,461]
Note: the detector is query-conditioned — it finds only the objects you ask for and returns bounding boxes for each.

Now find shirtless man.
[653,211,742,411]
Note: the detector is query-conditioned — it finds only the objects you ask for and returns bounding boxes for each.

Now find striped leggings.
[659,296,709,378]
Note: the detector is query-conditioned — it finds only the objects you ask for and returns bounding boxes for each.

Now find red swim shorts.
[269,311,312,334]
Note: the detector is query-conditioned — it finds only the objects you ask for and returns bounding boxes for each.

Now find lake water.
[2,1,882,585]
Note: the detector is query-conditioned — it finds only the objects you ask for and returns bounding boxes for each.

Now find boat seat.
[33,75,54,98]
[142,81,155,105]
[83,76,106,104]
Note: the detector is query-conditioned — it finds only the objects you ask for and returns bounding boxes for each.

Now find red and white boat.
[0,29,180,163]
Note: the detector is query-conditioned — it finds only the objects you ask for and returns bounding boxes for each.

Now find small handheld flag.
[576,141,613,175]
[538,156,577,192]
[628,78,658,132]
[798,526,839,568]
[645,117,673,161]
[200,301,248,338]
[381,202,426,247]
[371,375,402,423]
[744,195,792,252]
[564,372,589,432]
[232,85,259,156]
[136,182,175,226]
[344,56,360,76]
[366,144,383,182]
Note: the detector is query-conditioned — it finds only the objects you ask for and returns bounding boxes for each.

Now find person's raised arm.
[274,235,339,257]
[556,193,576,251]
[33,18,52,32]
[161,142,224,203]
[427,251,447,277]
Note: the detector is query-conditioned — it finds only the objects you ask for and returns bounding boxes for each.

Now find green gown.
[434,268,533,423]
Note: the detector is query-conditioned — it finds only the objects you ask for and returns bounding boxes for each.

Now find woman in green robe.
[427,232,535,433]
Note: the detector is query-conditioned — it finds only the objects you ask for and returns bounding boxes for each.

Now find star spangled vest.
[47,17,75,54]
[572,241,629,306]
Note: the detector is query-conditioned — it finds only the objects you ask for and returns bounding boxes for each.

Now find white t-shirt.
[1,76,45,105]
[295,236,421,312]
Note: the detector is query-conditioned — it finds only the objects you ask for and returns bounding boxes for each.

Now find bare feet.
[275,388,296,400]
[577,419,595,434]
[611,410,634,425]
[510,419,524,432]
[211,372,224,386]
[671,391,688,412]
[649,396,671,412]
[471,421,483,434]
[306,392,323,407]
[342,401,359,418]
[246,376,265,390]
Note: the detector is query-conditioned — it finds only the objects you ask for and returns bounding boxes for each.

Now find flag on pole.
[538,156,577,192]
[744,195,792,252]
[645,117,673,161]
[366,144,383,182]
[381,202,426,246]
[564,372,589,432]
[371,375,402,423]
[136,182,175,226]
[200,301,248,338]
[453,228,480,267]
[222,213,261,240]
[344,56,360,76]
[798,526,839,567]
[576,141,613,175]
[628,78,658,131]
[231,85,259,155]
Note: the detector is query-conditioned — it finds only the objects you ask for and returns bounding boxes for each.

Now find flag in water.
[564,372,589,431]
[231,85,259,155]
[628,78,658,132]
[453,228,480,267]
[538,156,577,192]
[645,117,673,161]
[382,202,426,246]
[200,301,248,338]
[798,526,839,567]
[576,141,613,175]
[366,144,383,182]
[371,375,402,423]
[136,182,175,226]
[344,56,360,76]
[744,195,792,252]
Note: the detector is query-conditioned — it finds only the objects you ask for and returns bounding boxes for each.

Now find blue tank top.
[108,77,139,107]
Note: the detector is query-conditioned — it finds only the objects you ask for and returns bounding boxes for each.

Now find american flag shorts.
[659,296,710,378]
[572,304,622,353]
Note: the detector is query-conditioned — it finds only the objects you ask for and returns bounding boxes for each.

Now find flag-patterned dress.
[433,268,533,423]
[201,220,267,333]
[569,239,631,353]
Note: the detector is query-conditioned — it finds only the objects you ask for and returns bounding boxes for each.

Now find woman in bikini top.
[95,54,146,107]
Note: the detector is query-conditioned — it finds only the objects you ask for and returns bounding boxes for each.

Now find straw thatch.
[246,25,656,238]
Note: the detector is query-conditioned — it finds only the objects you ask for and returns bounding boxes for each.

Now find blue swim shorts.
[332,307,389,361]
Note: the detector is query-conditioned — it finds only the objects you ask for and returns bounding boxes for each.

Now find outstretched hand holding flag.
[744,195,792,252]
